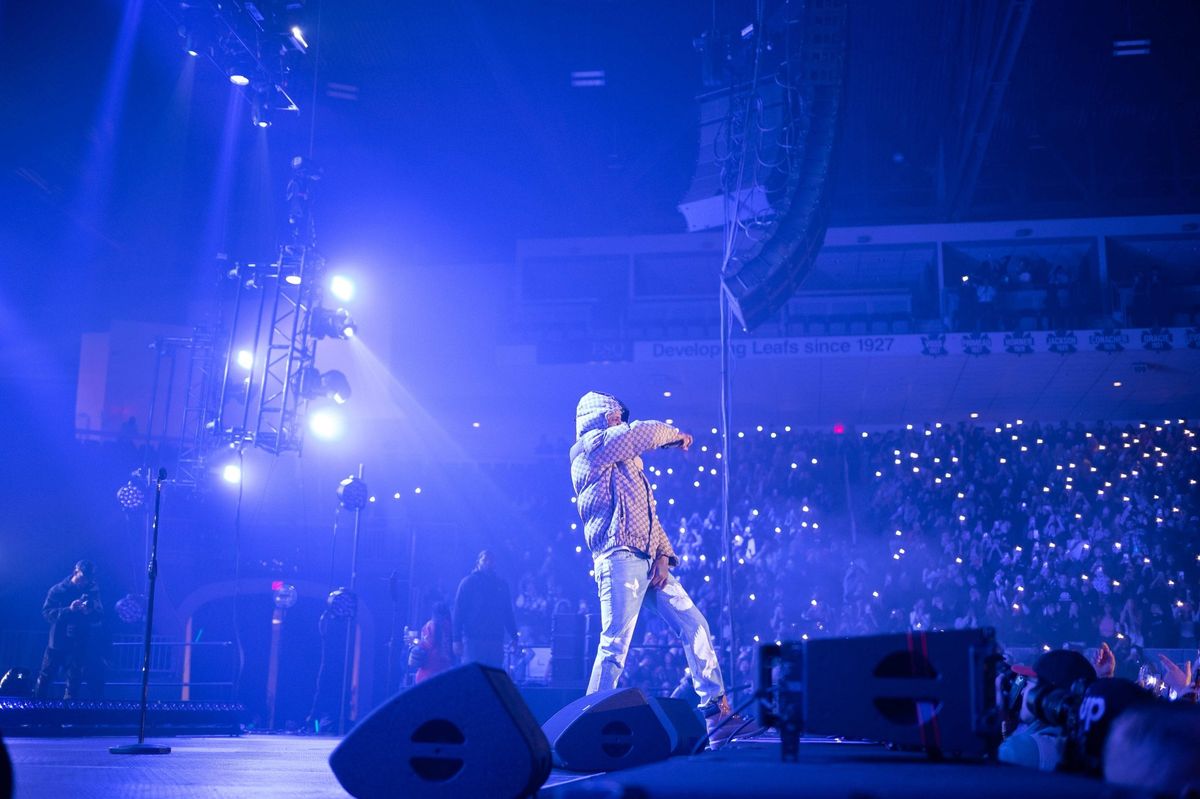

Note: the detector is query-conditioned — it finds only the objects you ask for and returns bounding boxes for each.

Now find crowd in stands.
[491,417,1199,696]
[952,255,1082,331]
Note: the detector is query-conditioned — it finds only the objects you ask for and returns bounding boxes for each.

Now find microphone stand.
[337,463,365,736]
[111,468,172,755]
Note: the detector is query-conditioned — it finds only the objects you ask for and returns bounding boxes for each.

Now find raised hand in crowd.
[1093,641,1115,679]
[1156,653,1194,695]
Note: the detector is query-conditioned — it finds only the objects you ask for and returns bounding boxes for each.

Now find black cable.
[726,713,760,742]
[690,693,761,756]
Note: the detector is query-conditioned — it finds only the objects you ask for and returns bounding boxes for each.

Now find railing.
[0,630,237,700]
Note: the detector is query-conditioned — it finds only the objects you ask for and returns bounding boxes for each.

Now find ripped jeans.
[587,549,724,711]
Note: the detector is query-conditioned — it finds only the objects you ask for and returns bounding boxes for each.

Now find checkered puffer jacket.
[570,392,681,563]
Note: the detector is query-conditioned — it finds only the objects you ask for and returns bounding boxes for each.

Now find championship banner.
[631,327,1199,362]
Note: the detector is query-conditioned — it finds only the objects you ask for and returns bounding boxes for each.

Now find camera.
[996,666,1027,717]
[996,660,1089,731]
[1025,678,1088,728]
[78,594,95,612]
[1005,672,1100,774]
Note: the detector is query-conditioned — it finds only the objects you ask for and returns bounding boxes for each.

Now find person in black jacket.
[452,551,517,669]
[34,560,103,699]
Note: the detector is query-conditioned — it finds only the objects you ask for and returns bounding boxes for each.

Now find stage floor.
[5,733,1148,799]
[7,735,348,799]
[4,734,596,798]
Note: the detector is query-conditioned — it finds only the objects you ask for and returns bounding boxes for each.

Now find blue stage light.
[329,275,355,303]
[222,464,242,484]
[309,408,345,440]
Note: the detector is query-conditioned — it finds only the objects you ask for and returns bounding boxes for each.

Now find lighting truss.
[175,324,222,488]
[177,0,306,120]
[253,243,325,455]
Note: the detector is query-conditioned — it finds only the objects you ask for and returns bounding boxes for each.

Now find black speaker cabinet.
[1,728,11,799]
[541,687,675,772]
[329,663,551,799]
[759,628,1002,760]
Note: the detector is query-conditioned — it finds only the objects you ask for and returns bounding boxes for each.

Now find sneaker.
[704,695,767,750]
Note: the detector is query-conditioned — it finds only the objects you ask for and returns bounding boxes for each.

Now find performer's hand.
[650,556,671,590]
[69,599,84,612]
[678,433,693,451]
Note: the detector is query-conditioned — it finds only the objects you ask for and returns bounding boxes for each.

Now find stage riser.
[0,699,243,737]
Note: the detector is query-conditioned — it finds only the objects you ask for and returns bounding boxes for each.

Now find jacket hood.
[575,391,622,439]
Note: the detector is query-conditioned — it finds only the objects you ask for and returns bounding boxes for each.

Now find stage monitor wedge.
[542,687,675,773]
[329,663,551,799]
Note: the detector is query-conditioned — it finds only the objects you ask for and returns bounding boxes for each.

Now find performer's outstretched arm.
[581,419,689,469]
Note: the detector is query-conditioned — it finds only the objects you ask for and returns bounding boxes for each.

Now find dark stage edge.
[4,734,1154,799]
[539,736,1154,799]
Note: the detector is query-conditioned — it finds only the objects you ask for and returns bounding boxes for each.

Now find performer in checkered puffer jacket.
[571,391,683,562]
[571,391,729,723]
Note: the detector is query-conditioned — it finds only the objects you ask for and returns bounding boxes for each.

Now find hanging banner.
[631,327,1196,362]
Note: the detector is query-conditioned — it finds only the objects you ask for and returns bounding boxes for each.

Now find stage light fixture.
[114,594,146,624]
[274,583,299,609]
[222,463,242,484]
[312,307,357,340]
[337,476,369,510]
[275,257,303,287]
[308,407,346,441]
[250,86,273,128]
[289,25,309,50]
[116,480,145,510]
[179,16,209,58]
[236,349,254,370]
[301,367,352,404]
[322,370,351,403]
[227,54,254,87]
[329,274,355,302]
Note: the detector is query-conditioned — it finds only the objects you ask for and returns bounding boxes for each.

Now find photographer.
[999,649,1096,770]
[34,560,104,699]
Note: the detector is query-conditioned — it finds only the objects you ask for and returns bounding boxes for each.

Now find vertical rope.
[717,0,767,705]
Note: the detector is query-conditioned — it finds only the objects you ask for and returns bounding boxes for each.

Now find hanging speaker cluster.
[685,0,848,331]
[723,0,848,331]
